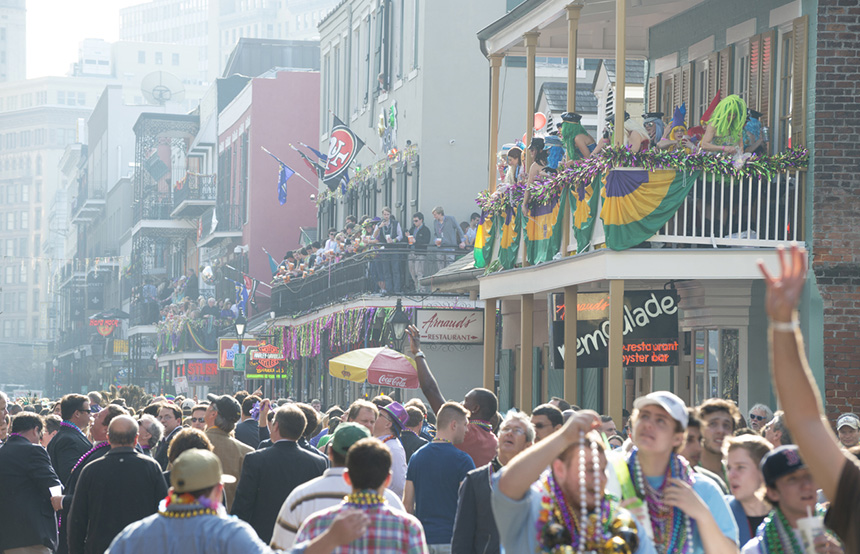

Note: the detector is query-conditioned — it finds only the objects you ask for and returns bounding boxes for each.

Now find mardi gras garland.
[477,146,808,214]
[316,145,420,206]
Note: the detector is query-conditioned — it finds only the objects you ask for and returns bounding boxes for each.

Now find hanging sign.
[245,345,290,380]
[90,319,120,337]
[415,309,483,344]
[551,291,680,368]
[218,338,262,370]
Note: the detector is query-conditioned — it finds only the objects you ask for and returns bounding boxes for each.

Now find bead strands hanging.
[629,448,693,554]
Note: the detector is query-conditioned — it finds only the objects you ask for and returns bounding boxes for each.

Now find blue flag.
[263,148,296,206]
[263,248,279,277]
[278,163,294,205]
[300,141,328,163]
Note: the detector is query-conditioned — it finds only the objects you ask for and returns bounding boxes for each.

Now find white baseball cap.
[837,413,860,430]
[633,391,688,430]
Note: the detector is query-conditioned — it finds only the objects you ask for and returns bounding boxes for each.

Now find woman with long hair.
[701,94,747,155]
[503,145,524,188]
[723,434,773,546]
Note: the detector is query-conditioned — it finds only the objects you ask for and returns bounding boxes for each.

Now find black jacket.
[48,425,93,486]
[153,425,182,470]
[0,435,63,551]
[230,440,327,543]
[409,224,432,252]
[68,447,168,554]
[451,461,502,554]
[400,430,428,463]
[234,418,270,449]
[58,443,110,554]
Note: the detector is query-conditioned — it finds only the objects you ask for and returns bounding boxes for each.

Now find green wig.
[708,94,747,143]
[561,121,589,160]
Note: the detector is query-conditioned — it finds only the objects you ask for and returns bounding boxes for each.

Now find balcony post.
[561,4,582,257]
[519,293,534,410]
[483,298,497,390]
[488,54,504,193]
[524,30,540,168]
[607,279,624,426]
[563,285,578,403]
[614,0,627,147]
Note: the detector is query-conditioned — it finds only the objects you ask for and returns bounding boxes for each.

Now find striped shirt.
[295,501,428,554]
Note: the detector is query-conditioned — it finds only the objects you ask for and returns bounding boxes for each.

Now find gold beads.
[602,535,633,554]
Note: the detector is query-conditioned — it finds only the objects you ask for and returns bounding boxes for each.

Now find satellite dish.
[140,71,186,105]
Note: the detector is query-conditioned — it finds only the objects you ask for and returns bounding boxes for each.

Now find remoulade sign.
[415,309,483,344]
[551,291,680,368]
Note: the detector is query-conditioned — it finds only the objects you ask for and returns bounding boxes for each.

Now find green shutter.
[532,347,543,409]
[498,349,514,412]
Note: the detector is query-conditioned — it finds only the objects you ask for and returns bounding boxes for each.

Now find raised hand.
[757,243,808,322]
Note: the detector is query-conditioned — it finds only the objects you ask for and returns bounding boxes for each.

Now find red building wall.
[221,70,320,312]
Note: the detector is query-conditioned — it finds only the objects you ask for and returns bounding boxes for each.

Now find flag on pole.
[290,144,325,179]
[263,248,279,277]
[263,148,296,205]
[299,141,328,162]
[323,115,365,192]
[473,211,495,268]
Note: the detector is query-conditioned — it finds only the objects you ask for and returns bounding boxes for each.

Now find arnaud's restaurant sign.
[551,290,680,368]
[415,309,484,344]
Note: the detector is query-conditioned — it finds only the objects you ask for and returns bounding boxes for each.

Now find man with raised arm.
[757,244,860,551]
[406,325,498,467]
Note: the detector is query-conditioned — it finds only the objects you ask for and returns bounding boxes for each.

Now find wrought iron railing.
[173,173,216,209]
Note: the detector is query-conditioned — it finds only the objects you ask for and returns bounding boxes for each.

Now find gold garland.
[345,490,387,506]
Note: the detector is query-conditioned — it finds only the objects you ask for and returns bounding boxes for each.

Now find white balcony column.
[489,54,504,193]
[614,0,627,147]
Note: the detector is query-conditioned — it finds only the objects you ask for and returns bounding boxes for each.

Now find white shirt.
[380,434,407,498]
[270,467,405,549]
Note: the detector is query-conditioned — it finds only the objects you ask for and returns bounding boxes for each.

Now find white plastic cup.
[796,515,825,554]
[435,238,442,246]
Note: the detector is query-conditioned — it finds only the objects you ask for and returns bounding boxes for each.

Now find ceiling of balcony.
[479,0,706,59]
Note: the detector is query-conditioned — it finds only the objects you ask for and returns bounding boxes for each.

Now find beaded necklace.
[6,432,28,441]
[432,437,451,444]
[469,419,493,433]
[70,441,109,474]
[381,434,397,444]
[61,421,86,436]
[345,489,387,506]
[159,507,219,519]
[760,508,804,554]
[628,448,693,554]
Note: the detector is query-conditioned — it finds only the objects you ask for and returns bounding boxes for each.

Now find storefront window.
[693,328,739,405]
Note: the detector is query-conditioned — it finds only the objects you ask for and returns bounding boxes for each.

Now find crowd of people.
[500,93,769,198]
[273,206,480,295]
[0,245,857,554]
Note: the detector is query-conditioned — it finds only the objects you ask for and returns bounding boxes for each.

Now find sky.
[26,0,143,79]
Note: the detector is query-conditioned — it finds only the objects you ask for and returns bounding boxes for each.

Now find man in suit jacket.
[153,402,183,470]
[68,415,168,554]
[231,404,327,543]
[48,394,93,485]
[204,393,253,510]
[233,395,270,448]
[0,413,63,553]
[451,412,535,554]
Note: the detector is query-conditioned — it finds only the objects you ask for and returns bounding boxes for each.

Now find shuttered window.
[790,15,808,148]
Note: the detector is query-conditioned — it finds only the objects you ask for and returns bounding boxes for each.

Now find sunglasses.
[749,414,767,421]
[190,417,205,423]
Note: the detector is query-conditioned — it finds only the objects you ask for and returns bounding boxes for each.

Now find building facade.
[0,0,25,82]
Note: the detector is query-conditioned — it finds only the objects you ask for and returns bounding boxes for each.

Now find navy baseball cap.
[761,445,806,487]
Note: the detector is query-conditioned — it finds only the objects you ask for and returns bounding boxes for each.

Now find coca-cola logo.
[341,370,352,378]
[377,375,408,387]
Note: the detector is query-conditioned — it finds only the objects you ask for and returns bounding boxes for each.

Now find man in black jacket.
[68,415,168,554]
[48,394,93,486]
[407,212,432,293]
[153,402,183,470]
[451,412,535,554]
[231,404,327,543]
[0,413,63,553]
[234,395,270,448]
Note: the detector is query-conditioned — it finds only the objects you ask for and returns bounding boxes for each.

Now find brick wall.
[813,0,860,418]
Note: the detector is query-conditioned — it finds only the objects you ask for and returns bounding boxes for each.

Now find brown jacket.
[205,427,253,509]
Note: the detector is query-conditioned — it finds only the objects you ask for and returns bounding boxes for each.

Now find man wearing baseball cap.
[836,413,860,449]
[203,393,253,510]
[740,445,842,554]
[271,423,406,550]
[372,401,409,497]
[626,391,739,554]
[106,449,367,554]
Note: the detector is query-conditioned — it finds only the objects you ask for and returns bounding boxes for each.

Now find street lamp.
[389,299,411,351]
[235,314,247,353]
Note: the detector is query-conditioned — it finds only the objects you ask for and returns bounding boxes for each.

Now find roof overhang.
[478,248,781,300]
[477,0,706,60]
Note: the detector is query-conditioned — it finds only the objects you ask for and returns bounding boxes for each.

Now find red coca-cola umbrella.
[328,347,419,389]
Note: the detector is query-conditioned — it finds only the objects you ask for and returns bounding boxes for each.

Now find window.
[2,321,10,338]
[19,264,26,283]
[138,50,146,63]
[21,183,28,202]
[17,319,25,338]
[33,289,39,311]
[734,42,750,102]
[155,51,163,65]
[172,52,179,65]
[19,237,26,256]
[34,209,40,228]
[5,266,12,284]
[694,60,708,122]
[19,212,25,229]
[6,212,13,230]
[77,92,86,105]
[33,234,40,253]
[6,239,13,256]
[18,292,25,312]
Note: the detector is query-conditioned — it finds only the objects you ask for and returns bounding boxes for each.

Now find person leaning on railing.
[700,95,747,156]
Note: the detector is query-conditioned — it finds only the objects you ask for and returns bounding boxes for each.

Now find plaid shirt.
[295,501,428,554]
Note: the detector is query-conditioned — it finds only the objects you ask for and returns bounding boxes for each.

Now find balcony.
[57,327,91,353]
[197,205,243,248]
[271,248,467,317]
[171,172,217,219]
[131,198,197,237]
[71,187,106,224]
[155,316,225,356]
[130,298,161,329]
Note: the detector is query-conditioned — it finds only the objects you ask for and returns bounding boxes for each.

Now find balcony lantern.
[390,299,411,350]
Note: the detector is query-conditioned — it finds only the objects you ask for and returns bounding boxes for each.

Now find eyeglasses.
[749,414,767,421]
[190,418,205,423]
[499,426,526,436]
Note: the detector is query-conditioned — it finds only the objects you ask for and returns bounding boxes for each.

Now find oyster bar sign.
[416,309,483,344]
